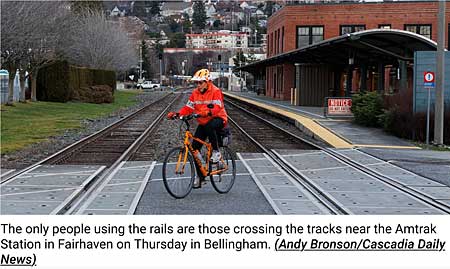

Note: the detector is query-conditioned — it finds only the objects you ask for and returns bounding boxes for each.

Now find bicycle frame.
[176,128,228,178]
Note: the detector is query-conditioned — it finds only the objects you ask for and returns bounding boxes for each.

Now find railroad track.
[1,91,189,214]
[225,98,450,215]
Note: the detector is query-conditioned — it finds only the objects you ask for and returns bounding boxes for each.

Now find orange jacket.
[179,82,228,126]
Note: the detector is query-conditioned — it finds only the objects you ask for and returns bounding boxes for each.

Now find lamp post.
[139,44,143,81]
[159,53,163,86]
[182,59,187,87]
[218,54,222,88]
[207,58,212,71]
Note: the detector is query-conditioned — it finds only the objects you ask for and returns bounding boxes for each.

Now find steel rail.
[226,100,348,215]
[226,98,450,215]
[1,92,175,184]
[63,93,184,215]
[324,148,450,214]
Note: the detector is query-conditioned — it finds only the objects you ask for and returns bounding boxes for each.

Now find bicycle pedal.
[193,178,206,189]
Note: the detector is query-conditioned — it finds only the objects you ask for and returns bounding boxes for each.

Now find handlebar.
[179,114,200,121]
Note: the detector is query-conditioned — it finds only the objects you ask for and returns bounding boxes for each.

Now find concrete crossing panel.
[276,149,447,215]
[346,206,443,215]
[282,152,343,170]
[313,179,398,193]
[76,161,155,215]
[409,186,450,200]
[239,153,331,215]
[1,165,104,214]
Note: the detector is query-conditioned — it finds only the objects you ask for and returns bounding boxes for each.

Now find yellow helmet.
[191,69,210,82]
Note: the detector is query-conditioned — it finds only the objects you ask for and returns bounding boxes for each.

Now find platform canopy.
[238,29,438,73]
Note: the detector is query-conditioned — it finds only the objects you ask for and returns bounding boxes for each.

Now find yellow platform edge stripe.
[224,92,352,148]
[353,144,422,149]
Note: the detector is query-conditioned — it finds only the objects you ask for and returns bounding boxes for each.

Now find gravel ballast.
[1,91,168,169]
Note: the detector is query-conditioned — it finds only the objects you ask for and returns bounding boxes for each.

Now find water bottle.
[194,150,204,166]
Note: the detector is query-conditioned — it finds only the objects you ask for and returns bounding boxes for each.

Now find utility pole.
[139,44,143,80]
[434,0,446,145]
[159,53,163,86]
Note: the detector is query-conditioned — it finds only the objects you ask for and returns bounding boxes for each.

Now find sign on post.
[424,71,435,88]
[424,71,435,144]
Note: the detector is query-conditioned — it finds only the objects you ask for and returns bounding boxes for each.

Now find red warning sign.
[327,98,352,116]
[424,71,435,88]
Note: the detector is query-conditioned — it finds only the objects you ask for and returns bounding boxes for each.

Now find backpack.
[217,126,232,147]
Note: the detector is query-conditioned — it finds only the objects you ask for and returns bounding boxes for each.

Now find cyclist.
[167,68,228,187]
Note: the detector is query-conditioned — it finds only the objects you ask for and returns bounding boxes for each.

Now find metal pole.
[434,0,446,145]
[139,45,143,80]
[159,58,162,86]
[295,63,300,106]
[220,59,223,89]
[426,87,431,145]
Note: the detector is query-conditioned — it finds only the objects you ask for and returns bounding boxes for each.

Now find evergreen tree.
[233,51,246,67]
[141,40,152,79]
[192,1,207,31]
[71,1,104,14]
[133,0,150,18]
[264,1,274,17]
[169,32,186,48]
[182,13,192,33]
[169,19,181,33]
[149,1,161,16]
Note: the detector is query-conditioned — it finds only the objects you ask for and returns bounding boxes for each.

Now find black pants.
[192,117,224,151]
[192,117,224,179]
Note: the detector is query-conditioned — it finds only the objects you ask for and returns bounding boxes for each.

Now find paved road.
[361,148,450,186]
[135,160,275,215]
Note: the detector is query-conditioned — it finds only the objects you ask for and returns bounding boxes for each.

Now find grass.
[0,90,141,154]
[414,142,450,151]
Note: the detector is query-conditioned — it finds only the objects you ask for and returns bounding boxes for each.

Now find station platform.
[224,91,420,150]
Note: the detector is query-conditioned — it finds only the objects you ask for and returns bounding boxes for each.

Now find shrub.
[381,89,450,144]
[351,92,383,127]
[37,60,71,102]
[37,61,116,102]
[72,85,114,104]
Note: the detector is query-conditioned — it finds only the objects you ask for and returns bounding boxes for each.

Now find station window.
[340,25,366,35]
[296,26,324,49]
[379,24,391,29]
[404,24,432,39]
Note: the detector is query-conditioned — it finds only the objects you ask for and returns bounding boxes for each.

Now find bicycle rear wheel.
[162,147,195,199]
[210,147,236,194]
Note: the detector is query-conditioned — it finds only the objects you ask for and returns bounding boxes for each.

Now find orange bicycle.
[162,114,236,199]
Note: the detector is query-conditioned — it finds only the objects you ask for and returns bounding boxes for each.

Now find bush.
[37,60,71,102]
[37,61,116,102]
[72,85,114,104]
[351,92,383,127]
[381,89,450,144]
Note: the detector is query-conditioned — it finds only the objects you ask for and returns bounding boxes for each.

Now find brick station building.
[240,1,450,106]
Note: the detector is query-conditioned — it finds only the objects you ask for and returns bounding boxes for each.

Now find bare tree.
[1,2,136,105]
[1,1,71,103]
[61,11,137,71]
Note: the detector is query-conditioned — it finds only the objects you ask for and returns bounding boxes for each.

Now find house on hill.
[161,1,192,17]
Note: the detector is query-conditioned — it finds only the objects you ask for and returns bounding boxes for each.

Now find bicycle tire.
[210,147,236,194]
[162,147,195,199]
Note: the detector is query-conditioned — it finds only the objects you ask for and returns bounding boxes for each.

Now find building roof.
[187,32,248,37]
[161,1,191,11]
[237,29,437,73]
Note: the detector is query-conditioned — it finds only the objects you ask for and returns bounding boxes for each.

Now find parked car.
[137,81,160,90]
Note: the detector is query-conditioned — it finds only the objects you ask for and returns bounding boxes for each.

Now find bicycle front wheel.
[210,147,236,194]
[162,147,195,199]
